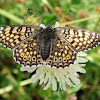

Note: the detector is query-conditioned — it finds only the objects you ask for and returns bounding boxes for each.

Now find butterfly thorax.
[39,25,56,60]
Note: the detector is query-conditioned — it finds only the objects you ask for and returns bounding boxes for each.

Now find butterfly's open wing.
[46,38,77,68]
[55,27,100,52]
[0,25,42,50]
[14,37,43,67]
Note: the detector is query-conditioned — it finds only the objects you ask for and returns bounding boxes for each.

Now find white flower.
[20,22,88,91]
[20,51,87,91]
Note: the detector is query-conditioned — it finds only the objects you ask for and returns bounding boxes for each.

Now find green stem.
[60,14,100,26]
[42,0,55,13]
[0,8,23,24]
[0,78,32,95]
[93,17,100,31]
[0,47,10,51]
[87,68,99,97]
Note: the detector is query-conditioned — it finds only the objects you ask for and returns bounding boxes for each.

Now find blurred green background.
[0,0,100,100]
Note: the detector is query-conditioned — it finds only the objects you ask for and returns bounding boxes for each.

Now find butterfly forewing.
[14,37,43,66]
[46,38,77,68]
[0,25,42,50]
[55,27,100,52]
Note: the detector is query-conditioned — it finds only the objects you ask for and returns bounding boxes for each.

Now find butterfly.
[0,24,100,68]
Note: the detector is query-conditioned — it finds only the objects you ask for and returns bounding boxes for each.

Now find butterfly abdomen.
[39,26,56,60]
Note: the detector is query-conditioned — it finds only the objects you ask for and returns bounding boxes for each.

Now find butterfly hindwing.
[0,25,42,50]
[46,38,77,68]
[14,37,43,67]
[55,27,100,52]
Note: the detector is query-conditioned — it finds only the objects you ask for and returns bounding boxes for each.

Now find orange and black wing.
[46,38,76,68]
[14,37,43,67]
[55,27,100,52]
[0,25,42,50]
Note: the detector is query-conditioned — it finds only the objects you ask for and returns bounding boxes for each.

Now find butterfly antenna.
[27,8,47,25]
[50,10,72,25]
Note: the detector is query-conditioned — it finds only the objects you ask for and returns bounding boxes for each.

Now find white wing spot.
[0,31,2,33]
[85,31,90,36]
[6,26,11,28]
[92,32,95,36]
[0,27,4,30]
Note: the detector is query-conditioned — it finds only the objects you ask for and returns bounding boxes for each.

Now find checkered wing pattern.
[55,27,100,52]
[46,38,76,68]
[14,37,43,66]
[0,25,42,50]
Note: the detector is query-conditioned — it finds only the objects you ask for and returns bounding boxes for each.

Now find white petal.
[70,76,80,85]
[60,82,66,91]
[51,75,57,91]
[65,77,73,86]
[43,77,51,90]
[77,57,88,63]
[31,72,40,83]
[20,67,26,71]
[39,72,45,85]
[77,52,87,56]
[27,67,37,73]
[44,72,51,84]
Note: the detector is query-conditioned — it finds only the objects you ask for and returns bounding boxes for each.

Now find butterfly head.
[46,24,52,29]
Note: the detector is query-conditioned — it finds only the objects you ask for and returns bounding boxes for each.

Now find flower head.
[20,52,87,91]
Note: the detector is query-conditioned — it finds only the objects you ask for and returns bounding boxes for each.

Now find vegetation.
[0,0,100,100]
